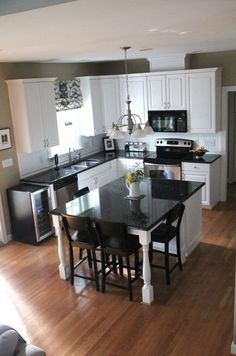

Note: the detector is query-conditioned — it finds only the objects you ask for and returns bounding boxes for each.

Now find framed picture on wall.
[0,128,11,150]
[103,137,115,151]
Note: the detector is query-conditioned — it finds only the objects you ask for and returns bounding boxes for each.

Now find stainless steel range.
[144,138,193,180]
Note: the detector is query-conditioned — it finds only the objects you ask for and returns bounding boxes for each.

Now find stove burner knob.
[157,140,159,144]
[184,141,186,145]
[160,140,163,144]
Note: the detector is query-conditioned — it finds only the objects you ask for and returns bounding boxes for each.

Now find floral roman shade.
[54,78,83,111]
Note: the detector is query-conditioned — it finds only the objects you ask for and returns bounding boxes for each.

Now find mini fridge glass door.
[31,188,53,242]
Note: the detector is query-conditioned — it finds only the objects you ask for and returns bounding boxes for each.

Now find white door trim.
[221,86,236,201]
[0,194,9,244]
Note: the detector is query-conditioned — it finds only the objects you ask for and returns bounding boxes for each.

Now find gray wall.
[190,50,236,86]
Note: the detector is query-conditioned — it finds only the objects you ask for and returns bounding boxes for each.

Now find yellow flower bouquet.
[126,165,144,185]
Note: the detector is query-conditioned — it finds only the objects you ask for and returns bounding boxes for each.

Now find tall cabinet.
[78,77,105,136]
[119,76,148,124]
[6,78,59,153]
[100,77,121,133]
[186,68,221,133]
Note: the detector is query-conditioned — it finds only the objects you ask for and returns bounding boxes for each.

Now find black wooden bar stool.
[95,220,142,301]
[149,203,185,284]
[62,214,100,291]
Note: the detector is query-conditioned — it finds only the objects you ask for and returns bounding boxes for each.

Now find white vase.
[129,182,140,197]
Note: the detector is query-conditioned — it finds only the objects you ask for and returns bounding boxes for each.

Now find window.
[49,109,82,158]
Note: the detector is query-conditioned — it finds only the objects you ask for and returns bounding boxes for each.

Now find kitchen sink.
[69,159,101,170]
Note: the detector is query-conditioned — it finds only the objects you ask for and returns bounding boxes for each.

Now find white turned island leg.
[129,228,154,304]
[141,242,154,304]
[52,215,70,280]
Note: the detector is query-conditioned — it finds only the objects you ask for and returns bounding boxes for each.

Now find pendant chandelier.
[107,46,154,139]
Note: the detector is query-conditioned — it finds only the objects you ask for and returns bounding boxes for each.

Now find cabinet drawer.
[182,162,209,173]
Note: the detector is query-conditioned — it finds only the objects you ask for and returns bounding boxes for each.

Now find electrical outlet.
[2,158,13,168]
[204,138,216,148]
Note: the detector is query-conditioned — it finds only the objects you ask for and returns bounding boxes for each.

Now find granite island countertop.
[51,176,204,231]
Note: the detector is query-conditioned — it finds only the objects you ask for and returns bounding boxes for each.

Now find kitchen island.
[50,177,204,304]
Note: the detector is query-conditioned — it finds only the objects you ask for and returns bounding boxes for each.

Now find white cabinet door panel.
[166,74,186,109]
[100,78,121,132]
[39,82,59,147]
[186,72,215,133]
[182,173,207,203]
[24,83,45,151]
[148,75,166,110]
[120,76,147,123]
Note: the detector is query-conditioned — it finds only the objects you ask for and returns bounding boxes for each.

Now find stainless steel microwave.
[148,110,187,132]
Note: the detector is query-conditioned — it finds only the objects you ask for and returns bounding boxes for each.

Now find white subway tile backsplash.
[18,134,105,178]
[115,131,222,154]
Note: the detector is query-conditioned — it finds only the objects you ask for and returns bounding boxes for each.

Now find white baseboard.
[231,342,236,354]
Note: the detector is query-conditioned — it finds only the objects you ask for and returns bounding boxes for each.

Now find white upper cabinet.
[119,76,148,124]
[186,68,221,133]
[100,77,121,133]
[147,73,186,110]
[78,77,105,136]
[6,78,59,153]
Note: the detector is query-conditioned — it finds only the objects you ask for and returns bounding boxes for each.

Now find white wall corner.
[147,52,188,71]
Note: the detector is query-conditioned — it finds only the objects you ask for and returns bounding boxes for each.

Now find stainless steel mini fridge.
[7,183,53,244]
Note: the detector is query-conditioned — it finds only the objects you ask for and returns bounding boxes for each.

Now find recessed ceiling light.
[148,28,158,32]
[179,31,187,35]
[139,48,153,52]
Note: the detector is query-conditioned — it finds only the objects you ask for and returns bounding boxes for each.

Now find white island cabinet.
[6,78,59,153]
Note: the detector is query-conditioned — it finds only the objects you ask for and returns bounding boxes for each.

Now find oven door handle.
[144,162,157,166]
[144,162,181,167]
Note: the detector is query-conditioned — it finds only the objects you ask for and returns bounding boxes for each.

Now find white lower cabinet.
[182,159,221,208]
[77,160,118,191]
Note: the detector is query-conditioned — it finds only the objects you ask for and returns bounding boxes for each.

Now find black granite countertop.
[50,177,204,231]
[181,153,221,164]
[21,150,220,185]
[21,150,152,185]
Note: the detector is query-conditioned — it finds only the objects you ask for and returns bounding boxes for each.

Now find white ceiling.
[0,0,236,63]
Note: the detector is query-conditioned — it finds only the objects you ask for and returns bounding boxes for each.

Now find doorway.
[228,92,236,183]
[222,86,236,200]
[0,193,8,244]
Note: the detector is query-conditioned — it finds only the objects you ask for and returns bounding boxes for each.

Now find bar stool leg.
[165,242,170,285]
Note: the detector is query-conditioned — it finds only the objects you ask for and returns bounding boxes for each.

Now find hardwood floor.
[0,187,236,356]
